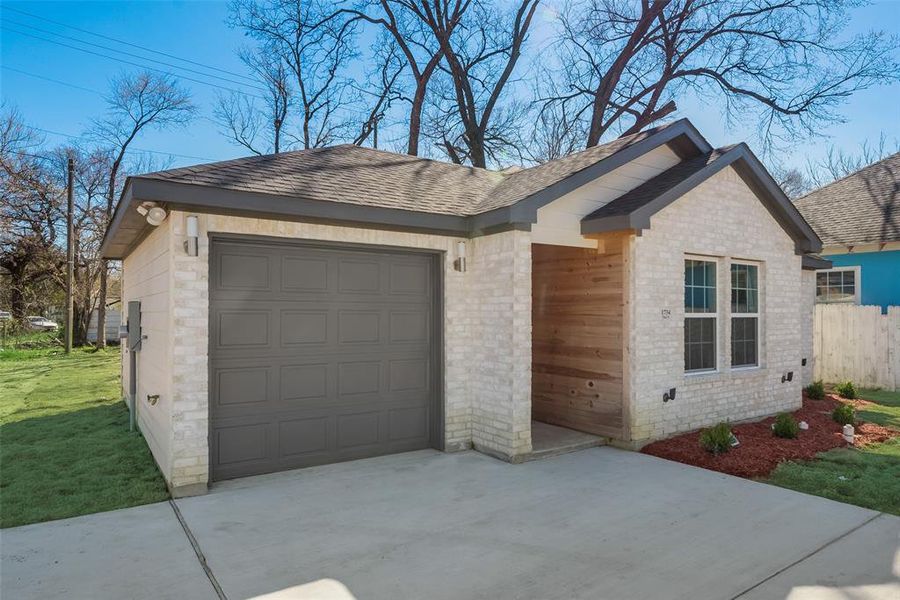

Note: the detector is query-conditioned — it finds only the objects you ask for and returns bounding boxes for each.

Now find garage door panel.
[280,310,328,345]
[281,256,329,292]
[390,262,430,295]
[215,367,269,407]
[389,358,428,392]
[337,361,381,396]
[210,239,438,481]
[389,406,428,441]
[216,310,271,348]
[338,259,381,293]
[278,417,329,457]
[216,252,271,290]
[389,310,429,343]
[336,412,381,449]
[215,422,270,466]
[337,310,381,344]
[279,363,329,401]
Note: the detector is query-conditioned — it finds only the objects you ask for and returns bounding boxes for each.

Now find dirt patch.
[640,394,898,479]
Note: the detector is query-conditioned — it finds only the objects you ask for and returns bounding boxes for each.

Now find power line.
[2,26,266,100]
[32,126,217,162]
[4,18,267,93]
[3,5,260,85]
[2,65,105,97]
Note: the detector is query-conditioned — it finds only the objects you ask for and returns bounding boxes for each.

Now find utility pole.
[65,155,74,354]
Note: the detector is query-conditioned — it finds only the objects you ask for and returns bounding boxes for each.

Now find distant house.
[794,153,900,312]
[87,302,121,343]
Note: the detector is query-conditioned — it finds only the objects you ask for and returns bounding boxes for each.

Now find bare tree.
[549,0,899,149]
[215,49,290,155]
[0,107,65,323]
[333,1,455,155]
[91,72,195,348]
[353,40,406,147]
[229,0,360,151]
[414,0,541,167]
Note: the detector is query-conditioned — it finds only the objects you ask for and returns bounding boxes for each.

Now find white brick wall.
[121,212,534,491]
[121,220,174,479]
[800,269,815,386]
[627,165,805,443]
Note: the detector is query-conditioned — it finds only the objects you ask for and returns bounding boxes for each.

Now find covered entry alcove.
[531,232,630,441]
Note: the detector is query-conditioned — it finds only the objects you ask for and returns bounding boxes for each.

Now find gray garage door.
[209,237,440,481]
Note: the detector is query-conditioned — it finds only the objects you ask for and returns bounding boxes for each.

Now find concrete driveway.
[3,447,898,600]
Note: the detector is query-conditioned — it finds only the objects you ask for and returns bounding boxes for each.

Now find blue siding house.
[795,153,900,313]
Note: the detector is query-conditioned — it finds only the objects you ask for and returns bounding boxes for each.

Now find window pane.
[685,317,716,371]
[816,272,827,286]
[843,270,855,286]
[731,317,758,367]
[685,259,716,313]
[730,264,758,314]
[705,262,716,287]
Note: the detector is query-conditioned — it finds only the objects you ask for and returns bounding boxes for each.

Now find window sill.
[685,369,719,378]
[731,365,761,372]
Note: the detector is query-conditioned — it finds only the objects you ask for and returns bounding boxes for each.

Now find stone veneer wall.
[627,165,804,443]
[131,212,534,491]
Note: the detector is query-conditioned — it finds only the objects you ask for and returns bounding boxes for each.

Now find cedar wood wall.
[531,234,628,438]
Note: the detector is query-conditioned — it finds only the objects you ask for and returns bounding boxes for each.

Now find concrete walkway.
[3,448,898,600]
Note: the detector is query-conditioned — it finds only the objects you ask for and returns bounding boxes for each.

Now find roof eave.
[497,119,713,228]
[580,144,823,255]
[101,178,473,259]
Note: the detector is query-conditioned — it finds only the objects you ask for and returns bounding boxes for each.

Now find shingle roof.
[583,146,736,220]
[794,152,900,247]
[139,121,683,217]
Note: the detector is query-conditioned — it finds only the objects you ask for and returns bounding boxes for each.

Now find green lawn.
[0,347,168,528]
[766,388,900,515]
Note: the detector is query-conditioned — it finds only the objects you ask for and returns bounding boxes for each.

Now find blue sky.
[2,0,899,172]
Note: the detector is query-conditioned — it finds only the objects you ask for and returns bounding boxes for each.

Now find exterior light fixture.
[184,215,199,257]
[454,241,467,272]
[781,371,795,383]
[136,202,167,226]
[663,387,676,403]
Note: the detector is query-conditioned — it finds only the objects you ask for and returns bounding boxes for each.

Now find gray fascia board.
[802,255,832,270]
[134,178,471,233]
[730,145,823,253]
[99,183,135,258]
[580,145,824,255]
[509,120,712,222]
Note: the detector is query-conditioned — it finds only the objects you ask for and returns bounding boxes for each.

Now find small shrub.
[835,380,858,399]
[804,380,825,400]
[832,403,856,426]
[700,422,733,455]
[773,413,800,439]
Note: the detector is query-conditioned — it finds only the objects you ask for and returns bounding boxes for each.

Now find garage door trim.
[207,233,445,481]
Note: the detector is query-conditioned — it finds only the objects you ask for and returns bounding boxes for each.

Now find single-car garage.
[209,236,442,480]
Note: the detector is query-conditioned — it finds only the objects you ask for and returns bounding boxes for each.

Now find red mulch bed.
[640,393,898,479]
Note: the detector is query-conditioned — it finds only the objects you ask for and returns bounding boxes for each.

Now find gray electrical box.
[127,300,142,351]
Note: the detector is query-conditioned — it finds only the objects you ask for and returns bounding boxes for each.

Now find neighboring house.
[794,152,900,312]
[100,119,823,496]
[87,302,122,343]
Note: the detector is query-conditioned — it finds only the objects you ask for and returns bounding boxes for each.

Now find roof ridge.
[794,150,900,204]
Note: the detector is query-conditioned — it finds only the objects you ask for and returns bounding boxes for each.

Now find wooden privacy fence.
[814,304,900,390]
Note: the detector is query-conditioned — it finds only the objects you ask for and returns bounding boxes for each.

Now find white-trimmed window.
[684,258,717,372]
[731,262,759,368]
[815,267,860,304]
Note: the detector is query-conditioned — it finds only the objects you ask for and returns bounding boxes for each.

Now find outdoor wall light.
[663,387,676,403]
[136,202,168,226]
[781,371,795,383]
[184,215,199,257]
[454,241,467,272]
